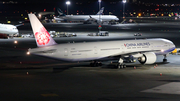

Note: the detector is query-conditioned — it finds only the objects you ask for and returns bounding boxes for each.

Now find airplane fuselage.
[0,24,19,35]
[29,38,175,62]
[56,15,119,22]
[28,13,176,66]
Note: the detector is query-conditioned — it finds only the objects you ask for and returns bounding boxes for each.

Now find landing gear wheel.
[118,64,121,69]
[117,64,122,69]
[120,65,124,69]
[90,61,102,67]
[123,64,126,68]
[98,62,102,66]
[117,64,125,69]
[90,63,93,67]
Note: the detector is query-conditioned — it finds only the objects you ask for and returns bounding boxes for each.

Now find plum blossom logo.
[124,44,127,47]
[35,27,50,45]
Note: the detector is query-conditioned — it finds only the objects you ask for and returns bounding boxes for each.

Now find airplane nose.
[171,43,176,48]
[170,43,176,51]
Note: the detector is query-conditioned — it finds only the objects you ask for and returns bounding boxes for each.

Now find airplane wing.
[15,23,24,27]
[124,50,162,56]
[84,15,97,21]
[88,50,155,62]
[84,15,102,22]
[108,49,162,58]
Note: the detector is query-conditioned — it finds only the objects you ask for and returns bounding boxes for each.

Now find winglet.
[28,14,57,47]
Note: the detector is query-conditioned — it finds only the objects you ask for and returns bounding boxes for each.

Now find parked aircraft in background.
[54,7,119,24]
[0,23,19,38]
[28,14,176,68]
[54,7,104,22]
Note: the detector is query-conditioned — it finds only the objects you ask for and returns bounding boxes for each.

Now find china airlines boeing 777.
[28,14,176,68]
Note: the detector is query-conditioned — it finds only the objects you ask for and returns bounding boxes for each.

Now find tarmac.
[1,16,180,101]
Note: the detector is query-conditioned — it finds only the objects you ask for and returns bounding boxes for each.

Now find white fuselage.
[29,38,175,62]
[0,24,19,35]
[55,15,119,22]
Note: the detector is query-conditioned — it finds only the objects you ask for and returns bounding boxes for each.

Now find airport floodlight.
[98,0,102,31]
[66,1,70,5]
[66,1,71,15]
[122,0,126,19]
[123,0,126,3]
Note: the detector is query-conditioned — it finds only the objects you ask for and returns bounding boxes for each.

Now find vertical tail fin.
[96,7,104,15]
[57,8,66,16]
[28,14,57,47]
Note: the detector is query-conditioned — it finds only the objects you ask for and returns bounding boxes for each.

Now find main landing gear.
[117,63,126,69]
[116,57,126,69]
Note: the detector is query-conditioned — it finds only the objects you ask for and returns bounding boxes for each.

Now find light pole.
[122,0,126,19]
[98,0,101,32]
[66,1,70,15]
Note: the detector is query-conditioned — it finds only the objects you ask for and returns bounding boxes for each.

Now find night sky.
[0,0,179,21]
[140,0,179,3]
[0,0,179,3]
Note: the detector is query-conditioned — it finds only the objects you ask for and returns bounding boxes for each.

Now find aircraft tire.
[117,64,124,69]
[123,64,126,68]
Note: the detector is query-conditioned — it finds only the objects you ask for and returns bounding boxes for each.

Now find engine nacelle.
[138,52,156,64]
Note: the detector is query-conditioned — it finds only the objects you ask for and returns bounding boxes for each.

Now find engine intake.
[138,52,156,64]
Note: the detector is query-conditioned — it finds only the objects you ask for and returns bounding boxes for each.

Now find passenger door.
[64,48,68,56]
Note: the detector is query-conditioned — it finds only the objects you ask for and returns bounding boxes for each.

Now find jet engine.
[138,52,156,64]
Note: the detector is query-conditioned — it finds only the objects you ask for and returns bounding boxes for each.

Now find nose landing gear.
[163,55,167,63]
